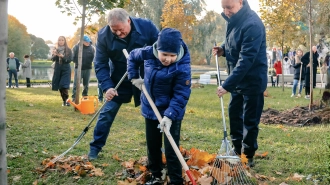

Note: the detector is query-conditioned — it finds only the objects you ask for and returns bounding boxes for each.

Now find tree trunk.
[308,0,313,111]
[74,0,87,105]
[0,0,8,184]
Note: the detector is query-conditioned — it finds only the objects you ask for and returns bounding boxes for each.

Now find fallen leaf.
[139,165,147,172]
[255,151,269,158]
[92,168,104,177]
[113,154,121,161]
[197,175,213,185]
[102,163,109,167]
[291,173,305,181]
[117,180,137,185]
[255,173,270,181]
[279,182,289,185]
[13,176,21,182]
[33,180,38,185]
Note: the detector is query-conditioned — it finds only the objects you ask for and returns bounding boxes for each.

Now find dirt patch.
[261,106,330,126]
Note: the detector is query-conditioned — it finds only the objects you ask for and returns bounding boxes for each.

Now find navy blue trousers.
[228,92,264,158]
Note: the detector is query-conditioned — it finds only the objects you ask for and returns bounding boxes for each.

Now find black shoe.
[145,176,164,185]
[247,158,255,168]
[62,101,66,106]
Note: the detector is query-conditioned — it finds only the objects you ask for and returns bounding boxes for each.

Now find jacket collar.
[221,0,251,26]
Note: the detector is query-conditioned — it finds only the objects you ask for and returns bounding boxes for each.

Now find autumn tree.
[125,0,164,29]
[29,34,50,60]
[7,15,31,62]
[55,0,124,104]
[0,1,8,184]
[190,11,226,65]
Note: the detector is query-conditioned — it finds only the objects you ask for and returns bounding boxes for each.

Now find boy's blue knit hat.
[157,28,182,54]
[83,35,91,43]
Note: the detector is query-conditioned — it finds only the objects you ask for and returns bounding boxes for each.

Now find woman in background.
[51,36,72,106]
[20,55,32,87]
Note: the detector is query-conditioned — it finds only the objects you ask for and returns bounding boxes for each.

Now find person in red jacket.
[273,59,282,87]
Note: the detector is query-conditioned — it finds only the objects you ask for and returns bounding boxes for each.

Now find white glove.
[131,78,144,90]
[159,116,172,133]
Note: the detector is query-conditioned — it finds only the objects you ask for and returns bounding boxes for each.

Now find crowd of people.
[267,46,329,99]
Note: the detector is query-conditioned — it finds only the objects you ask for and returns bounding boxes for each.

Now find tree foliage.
[124,0,164,29]
[259,0,307,50]
[29,34,50,60]
[55,0,124,25]
[7,15,30,62]
[161,0,205,45]
[190,11,226,65]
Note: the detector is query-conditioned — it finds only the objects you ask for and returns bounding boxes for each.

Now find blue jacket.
[6,57,20,71]
[94,17,159,106]
[127,42,191,121]
[220,0,267,95]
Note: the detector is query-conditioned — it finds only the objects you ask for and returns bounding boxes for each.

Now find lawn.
[5,85,330,185]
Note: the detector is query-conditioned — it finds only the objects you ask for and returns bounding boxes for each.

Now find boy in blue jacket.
[127,28,191,185]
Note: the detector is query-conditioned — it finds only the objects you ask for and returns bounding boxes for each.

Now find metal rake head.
[210,139,256,185]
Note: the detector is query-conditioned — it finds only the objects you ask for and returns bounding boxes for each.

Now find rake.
[50,49,129,164]
[210,44,255,185]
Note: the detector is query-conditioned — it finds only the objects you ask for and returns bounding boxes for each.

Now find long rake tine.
[51,49,130,164]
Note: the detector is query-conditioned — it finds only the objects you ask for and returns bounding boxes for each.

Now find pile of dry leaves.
[261,106,330,126]
[35,148,311,184]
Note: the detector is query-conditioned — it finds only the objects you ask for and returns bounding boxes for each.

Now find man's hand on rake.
[131,78,144,90]
[105,88,118,101]
[217,86,228,98]
[159,116,172,133]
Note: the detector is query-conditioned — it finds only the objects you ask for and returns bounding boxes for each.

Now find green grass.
[5,86,330,184]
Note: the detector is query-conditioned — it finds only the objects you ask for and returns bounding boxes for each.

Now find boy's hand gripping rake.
[50,49,129,164]
[210,44,255,184]
[123,51,196,185]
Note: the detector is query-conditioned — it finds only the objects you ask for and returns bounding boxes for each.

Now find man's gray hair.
[9,52,14,55]
[107,8,129,26]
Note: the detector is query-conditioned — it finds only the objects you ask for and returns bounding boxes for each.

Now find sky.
[8,0,260,44]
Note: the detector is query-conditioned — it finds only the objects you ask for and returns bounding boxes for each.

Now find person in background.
[6,52,20,88]
[88,8,159,160]
[71,35,95,102]
[301,46,319,99]
[273,59,282,87]
[20,55,32,88]
[213,0,267,168]
[283,56,291,75]
[51,36,73,106]
[128,27,191,185]
[291,49,304,97]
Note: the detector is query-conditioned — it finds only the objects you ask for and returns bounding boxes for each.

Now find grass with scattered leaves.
[5,85,330,185]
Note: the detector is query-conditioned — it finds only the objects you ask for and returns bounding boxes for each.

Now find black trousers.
[270,75,279,86]
[228,92,264,158]
[26,78,31,87]
[59,88,69,102]
[305,86,310,95]
[145,118,183,184]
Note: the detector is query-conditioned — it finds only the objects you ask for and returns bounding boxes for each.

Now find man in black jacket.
[71,35,95,101]
[213,0,267,167]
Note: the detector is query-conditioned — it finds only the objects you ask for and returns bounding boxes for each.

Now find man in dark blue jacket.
[213,0,267,167]
[88,8,159,160]
[71,35,95,102]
